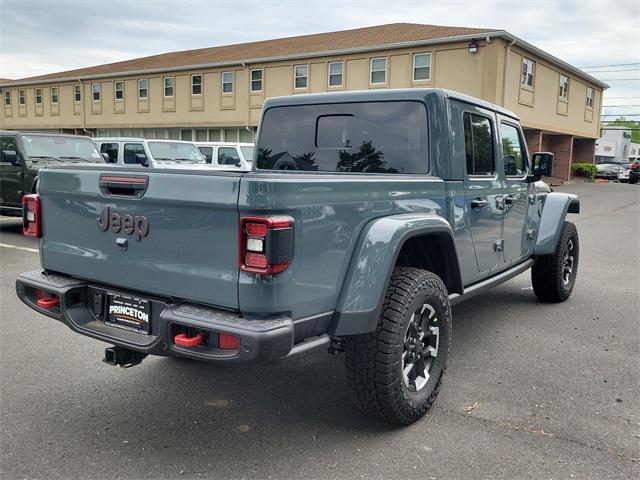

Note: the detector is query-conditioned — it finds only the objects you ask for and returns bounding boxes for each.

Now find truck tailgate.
[39,168,241,309]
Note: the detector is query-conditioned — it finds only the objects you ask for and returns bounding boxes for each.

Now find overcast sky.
[1,0,638,118]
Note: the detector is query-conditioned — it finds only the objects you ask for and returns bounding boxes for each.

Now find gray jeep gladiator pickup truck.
[16,89,579,424]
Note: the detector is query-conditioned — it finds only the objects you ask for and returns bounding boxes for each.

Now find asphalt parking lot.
[0,183,638,479]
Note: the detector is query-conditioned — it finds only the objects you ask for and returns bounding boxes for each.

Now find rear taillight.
[240,216,294,275]
[22,194,41,238]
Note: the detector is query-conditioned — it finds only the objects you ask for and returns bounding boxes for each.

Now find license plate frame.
[106,292,151,334]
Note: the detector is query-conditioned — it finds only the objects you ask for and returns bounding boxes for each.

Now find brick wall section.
[572,138,596,165]
[547,135,574,181]
[524,129,542,155]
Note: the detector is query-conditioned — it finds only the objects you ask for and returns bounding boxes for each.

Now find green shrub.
[571,163,597,179]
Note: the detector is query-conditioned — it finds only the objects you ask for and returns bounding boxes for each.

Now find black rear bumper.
[16,271,328,362]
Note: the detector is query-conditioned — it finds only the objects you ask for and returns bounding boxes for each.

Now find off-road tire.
[344,267,451,425]
[532,221,579,302]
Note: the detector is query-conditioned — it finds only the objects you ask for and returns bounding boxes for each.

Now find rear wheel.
[532,221,579,302]
[344,267,451,424]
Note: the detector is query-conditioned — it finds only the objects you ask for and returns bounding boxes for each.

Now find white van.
[94,138,207,168]
[195,142,254,171]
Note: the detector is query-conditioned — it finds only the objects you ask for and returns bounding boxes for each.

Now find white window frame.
[412,53,432,82]
[91,83,101,102]
[4,90,11,106]
[293,64,308,90]
[35,88,43,105]
[18,89,25,105]
[114,81,124,101]
[50,86,59,105]
[74,84,81,103]
[138,79,148,99]
[191,74,202,96]
[250,69,262,92]
[328,61,343,88]
[163,76,174,98]
[222,71,233,94]
[559,75,569,100]
[521,58,535,88]
[586,87,594,108]
[370,57,387,85]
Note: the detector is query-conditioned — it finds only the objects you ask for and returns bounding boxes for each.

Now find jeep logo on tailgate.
[97,206,149,241]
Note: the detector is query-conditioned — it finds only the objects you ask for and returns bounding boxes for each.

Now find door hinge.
[527,229,537,240]
[493,239,504,252]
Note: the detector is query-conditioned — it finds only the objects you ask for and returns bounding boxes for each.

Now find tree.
[602,117,640,143]
[337,141,397,173]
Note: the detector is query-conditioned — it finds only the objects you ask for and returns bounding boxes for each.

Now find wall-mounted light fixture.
[468,39,479,54]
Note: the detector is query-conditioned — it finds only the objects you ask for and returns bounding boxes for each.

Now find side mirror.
[135,153,149,167]
[2,149,19,165]
[235,160,242,167]
[101,152,110,163]
[531,152,554,177]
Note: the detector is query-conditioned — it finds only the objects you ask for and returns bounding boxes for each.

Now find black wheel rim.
[402,303,440,392]
[562,238,575,286]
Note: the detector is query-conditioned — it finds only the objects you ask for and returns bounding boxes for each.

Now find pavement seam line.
[433,405,639,465]
[0,243,39,253]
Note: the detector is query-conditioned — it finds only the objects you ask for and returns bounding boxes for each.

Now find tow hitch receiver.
[104,346,147,368]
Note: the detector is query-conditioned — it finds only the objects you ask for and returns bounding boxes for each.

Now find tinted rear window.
[256,101,428,173]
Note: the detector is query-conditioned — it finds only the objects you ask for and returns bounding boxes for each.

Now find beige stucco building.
[0,23,607,181]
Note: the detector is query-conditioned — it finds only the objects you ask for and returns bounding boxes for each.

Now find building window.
[294,64,308,89]
[464,112,494,176]
[413,53,431,81]
[74,85,81,102]
[328,62,343,87]
[92,83,100,101]
[19,89,25,105]
[163,77,174,97]
[370,57,387,84]
[222,71,233,94]
[4,90,10,106]
[559,75,569,100]
[50,87,59,104]
[35,88,43,105]
[521,58,535,87]
[586,87,594,108]
[191,75,202,96]
[138,79,148,99]
[250,69,262,92]
[115,81,124,100]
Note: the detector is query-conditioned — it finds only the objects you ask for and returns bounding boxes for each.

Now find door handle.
[504,194,516,205]
[470,198,489,209]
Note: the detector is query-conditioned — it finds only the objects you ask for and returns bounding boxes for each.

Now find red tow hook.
[37,297,60,309]
[174,332,204,347]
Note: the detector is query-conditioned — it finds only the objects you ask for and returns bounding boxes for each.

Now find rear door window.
[100,143,119,163]
[0,136,19,162]
[463,112,495,176]
[123,143,146,165]
[256,101,428,173]
[218,147,240,166]
[198,146,213,163]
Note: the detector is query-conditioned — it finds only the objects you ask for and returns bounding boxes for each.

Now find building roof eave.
[0,30,608,90]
